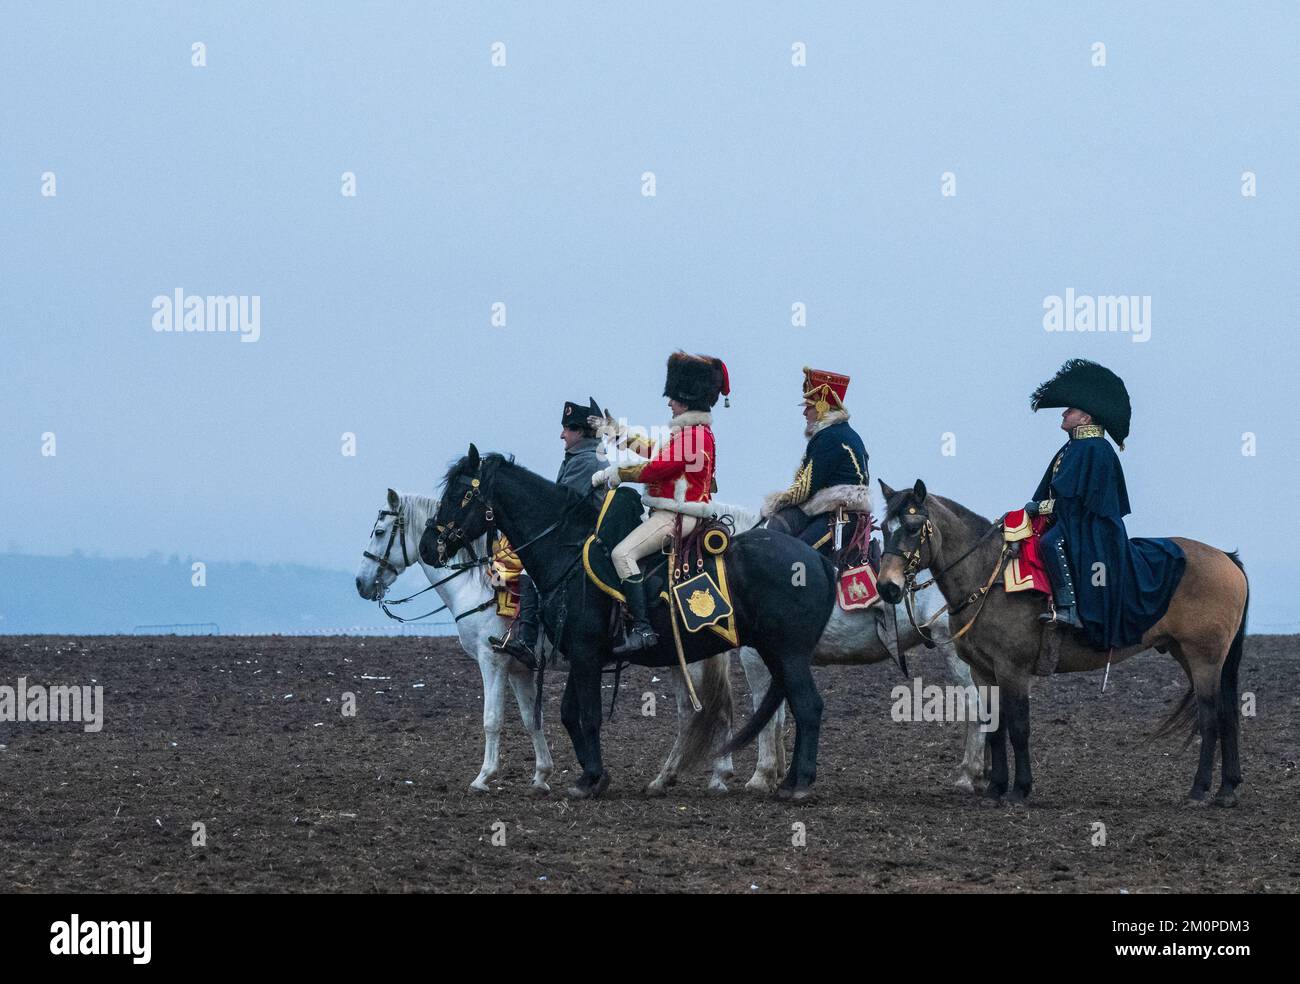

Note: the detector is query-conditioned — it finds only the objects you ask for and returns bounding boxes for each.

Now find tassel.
[724,396,730,407]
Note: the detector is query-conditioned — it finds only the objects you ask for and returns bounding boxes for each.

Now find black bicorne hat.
[561,396,601,430]
[663,352,730,410]
[1031,359,1131,448]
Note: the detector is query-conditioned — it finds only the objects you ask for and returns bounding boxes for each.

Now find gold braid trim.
[841,444,866,484]
[616,462,648,482]
[782,460,813,507]
[623,432,656,457]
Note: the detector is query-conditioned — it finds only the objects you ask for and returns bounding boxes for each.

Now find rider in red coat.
[590,351,729,653]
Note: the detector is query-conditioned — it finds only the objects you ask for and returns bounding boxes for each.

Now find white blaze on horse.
[355,489,737,794]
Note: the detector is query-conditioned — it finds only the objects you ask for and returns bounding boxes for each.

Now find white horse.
[355,489,737,795]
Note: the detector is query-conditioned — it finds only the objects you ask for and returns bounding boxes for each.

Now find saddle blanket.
[836,562,880,611]
[1002,508,1050,595]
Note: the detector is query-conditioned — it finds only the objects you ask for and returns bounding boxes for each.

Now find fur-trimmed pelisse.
[1031,358,1131,448]
[664,351,730,410]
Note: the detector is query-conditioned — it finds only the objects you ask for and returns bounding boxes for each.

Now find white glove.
[587,411,624,443]
[591,466,621,488]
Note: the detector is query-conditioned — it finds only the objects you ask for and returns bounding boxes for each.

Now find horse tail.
[1153,687,1198,745]
[676,654,735,772]
[1216,551,1248,730]
[1154,550,1248,746]
[719,665,786,756]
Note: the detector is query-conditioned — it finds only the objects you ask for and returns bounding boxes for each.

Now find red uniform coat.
[619,415,715,502]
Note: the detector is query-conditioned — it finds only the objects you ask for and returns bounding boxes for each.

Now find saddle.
[582,488,739,645]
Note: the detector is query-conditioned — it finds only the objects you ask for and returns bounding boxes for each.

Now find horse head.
[422,444,494,567]
[356,487,419,600]
[877,478,938,605]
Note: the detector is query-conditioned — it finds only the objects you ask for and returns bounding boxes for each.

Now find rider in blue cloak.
[1026,359,1185,650]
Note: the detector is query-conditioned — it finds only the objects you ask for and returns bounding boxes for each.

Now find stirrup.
[490,634,538,669]
[613,624,658,655]
[1039,607,1083,630]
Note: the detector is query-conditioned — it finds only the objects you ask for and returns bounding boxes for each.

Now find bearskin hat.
[663,351,730,410]
[1031,358,1131,448]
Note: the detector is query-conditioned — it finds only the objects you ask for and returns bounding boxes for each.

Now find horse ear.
[467,444,480,469]
[913,479,927,503]
[386,488,400,511]
[878,479,895,499]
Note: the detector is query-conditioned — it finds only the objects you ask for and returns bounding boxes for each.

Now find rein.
[891,517,1007,647]
[365,507,492,624]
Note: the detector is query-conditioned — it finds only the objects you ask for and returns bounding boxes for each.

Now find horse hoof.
[1182,794,1211,808]
[954,775,976,795]
[643,782,668,798]
[526,783,551,798]
[469,782,491,794]
[746,773,778,793]
[1004,788,1030,805]
[568,771,610,800]
[1213,790,1239,808]
[790,788,816,803]
[775,786,793,801]
[707,781,729,795]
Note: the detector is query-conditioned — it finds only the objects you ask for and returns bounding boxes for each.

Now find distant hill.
[0,551,1292,636]
[0,552,455,635]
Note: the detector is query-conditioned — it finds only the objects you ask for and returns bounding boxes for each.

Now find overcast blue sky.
[2,2,1297,629]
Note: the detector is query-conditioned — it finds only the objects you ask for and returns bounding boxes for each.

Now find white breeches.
[611,510,699,580]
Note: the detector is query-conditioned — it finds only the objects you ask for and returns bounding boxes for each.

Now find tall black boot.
[1039,538,1084,630]
[612,575,658,654]
[490,576,540,669]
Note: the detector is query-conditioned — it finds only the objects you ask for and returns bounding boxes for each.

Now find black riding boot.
[490,576,540,669]
[612,575,658,654]
[1039,537,1085,630]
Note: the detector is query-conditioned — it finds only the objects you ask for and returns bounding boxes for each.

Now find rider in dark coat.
[492,397,604,667]
[762,367,872,554]
[1026,360,1185,649]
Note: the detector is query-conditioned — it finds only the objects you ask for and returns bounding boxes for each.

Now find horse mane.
[399,491,439,525]
[930,494,993,536]
[440,451,599,525]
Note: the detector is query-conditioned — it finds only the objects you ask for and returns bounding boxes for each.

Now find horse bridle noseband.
[365,508,411,577]
[883,513,1007,646]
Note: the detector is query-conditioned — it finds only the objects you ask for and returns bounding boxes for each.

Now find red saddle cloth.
[1002,509,1051,595]
[836,512,881,612]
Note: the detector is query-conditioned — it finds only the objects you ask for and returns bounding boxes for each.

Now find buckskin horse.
[421,446,837,801]
[876,480,1249,806]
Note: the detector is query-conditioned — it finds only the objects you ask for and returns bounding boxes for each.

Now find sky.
[2,2,1297,630]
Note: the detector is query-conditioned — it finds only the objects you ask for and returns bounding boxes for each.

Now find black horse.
[420,446,837,800]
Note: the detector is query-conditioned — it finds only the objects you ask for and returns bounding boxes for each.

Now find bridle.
[363,505,489,623]
[883,511,1007,646]
[365,508,412,577]
[431,471,581,586]
[432,477,493,564]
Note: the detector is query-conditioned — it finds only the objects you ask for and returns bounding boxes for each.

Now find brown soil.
[0,634,1295,893]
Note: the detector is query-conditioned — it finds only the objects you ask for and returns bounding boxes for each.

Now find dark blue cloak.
[1034,434,1185,649]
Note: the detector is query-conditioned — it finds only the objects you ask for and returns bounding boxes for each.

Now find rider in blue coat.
[1026,360,1185,649]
